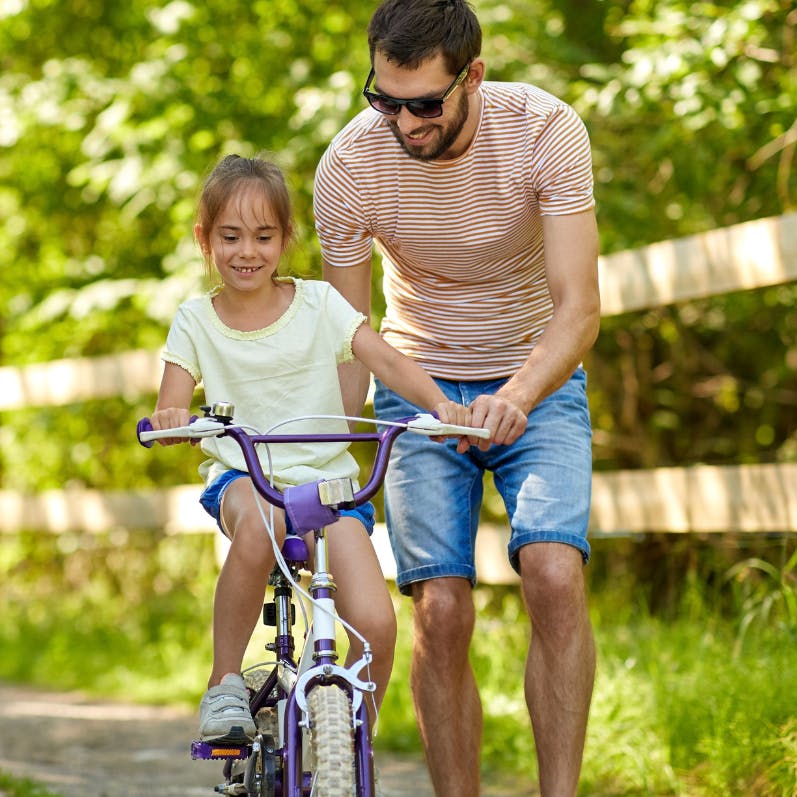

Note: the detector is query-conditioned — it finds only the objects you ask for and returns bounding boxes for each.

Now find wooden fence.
[2,212,796,583]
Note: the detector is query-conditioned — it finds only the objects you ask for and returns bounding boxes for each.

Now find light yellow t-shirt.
[162,278,366,489]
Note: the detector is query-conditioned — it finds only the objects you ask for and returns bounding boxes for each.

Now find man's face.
[371,52,473,162]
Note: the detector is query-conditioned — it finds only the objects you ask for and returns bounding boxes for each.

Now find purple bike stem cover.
[284,481,338,534]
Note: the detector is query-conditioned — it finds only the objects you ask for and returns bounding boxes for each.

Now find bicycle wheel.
[307,684,355,797]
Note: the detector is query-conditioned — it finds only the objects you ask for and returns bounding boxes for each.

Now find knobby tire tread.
[308,684,355,797]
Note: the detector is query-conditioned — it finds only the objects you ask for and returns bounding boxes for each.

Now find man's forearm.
[323,260,375,421]
[498,303,600,416]
[338,359,372,418]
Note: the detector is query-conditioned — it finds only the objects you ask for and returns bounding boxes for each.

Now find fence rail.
[2,212,796,582]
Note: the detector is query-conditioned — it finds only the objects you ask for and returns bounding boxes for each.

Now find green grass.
[2,531,797,796]
[0,771,64,797]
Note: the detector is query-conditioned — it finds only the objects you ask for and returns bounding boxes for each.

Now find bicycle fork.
[285,526,377,797]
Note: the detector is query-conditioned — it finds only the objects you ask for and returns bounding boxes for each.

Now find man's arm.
[469,209,600,447]
[323,259,374,418]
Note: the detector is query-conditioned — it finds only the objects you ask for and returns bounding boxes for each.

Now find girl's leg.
[210,477,284,685]
[199,477,283,741]
[326,516,397,711]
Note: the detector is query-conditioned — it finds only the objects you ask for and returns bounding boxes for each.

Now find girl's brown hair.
[195,154,295,283]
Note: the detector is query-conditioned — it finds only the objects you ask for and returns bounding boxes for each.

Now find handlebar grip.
[137,415,199,447]
[137,418,154,448]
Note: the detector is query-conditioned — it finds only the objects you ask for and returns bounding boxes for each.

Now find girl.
[150,154,473,742]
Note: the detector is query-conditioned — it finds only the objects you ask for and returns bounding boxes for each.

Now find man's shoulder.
[482,80,573,120]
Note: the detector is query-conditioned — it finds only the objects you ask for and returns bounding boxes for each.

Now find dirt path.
[0,683,531,797]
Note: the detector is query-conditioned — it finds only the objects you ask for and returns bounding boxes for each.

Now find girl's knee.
[227,522,275,571]
[351,603,397,650]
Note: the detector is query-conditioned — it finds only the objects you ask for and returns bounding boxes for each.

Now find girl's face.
[198,183,287,292]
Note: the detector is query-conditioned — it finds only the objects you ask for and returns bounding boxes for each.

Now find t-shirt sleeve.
[318,282,367,364]
[531,103,595,216]
[161,304,201,384]
[313,145,375,269]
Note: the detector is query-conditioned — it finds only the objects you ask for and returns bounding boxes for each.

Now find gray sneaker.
[199,672,256,743]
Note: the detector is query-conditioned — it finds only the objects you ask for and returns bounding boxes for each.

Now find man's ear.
[465,58,486,94]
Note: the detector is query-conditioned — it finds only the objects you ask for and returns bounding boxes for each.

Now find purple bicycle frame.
[137,416,414,797]
[219,423,406,509]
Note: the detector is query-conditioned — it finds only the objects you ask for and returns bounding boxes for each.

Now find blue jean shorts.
[374,368,592,594]
[199,469,376,537]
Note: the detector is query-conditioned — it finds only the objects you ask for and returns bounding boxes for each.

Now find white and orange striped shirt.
[314,81,595,380]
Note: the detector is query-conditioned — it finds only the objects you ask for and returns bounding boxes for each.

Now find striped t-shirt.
[314,81,595,380]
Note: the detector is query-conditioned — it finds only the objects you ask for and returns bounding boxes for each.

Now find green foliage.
[0,530,216,703]
[2,0,796,490]
[725,545,797,653]
[0,771,63,797]
[588,282,797,470]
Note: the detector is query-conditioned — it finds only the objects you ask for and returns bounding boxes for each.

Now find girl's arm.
[351,323,476,438]
[149,362,197,445]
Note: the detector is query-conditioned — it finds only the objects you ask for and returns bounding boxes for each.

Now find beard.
[387,90,470,162]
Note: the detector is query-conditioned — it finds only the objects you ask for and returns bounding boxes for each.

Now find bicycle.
[137,401,489,797]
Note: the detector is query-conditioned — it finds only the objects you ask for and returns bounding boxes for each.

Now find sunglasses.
[362,62,470,119]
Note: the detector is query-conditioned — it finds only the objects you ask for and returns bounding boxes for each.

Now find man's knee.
[411,577,475,646]
[518,543,588,620]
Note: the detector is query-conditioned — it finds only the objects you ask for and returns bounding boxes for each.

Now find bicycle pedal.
[214,784,248,795]
[191,740,250,760]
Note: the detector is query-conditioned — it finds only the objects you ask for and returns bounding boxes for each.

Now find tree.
[1,0,795,491]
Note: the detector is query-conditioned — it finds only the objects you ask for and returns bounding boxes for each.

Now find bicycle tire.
[308,684,355,797]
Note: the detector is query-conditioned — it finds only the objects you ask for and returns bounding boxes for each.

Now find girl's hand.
[150,407,192,446]
[433,400,489,453]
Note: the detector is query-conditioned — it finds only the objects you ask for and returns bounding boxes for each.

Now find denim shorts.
[373,368,592,594]
[199,469,376,537]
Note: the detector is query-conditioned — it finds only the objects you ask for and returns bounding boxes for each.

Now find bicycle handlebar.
[136,413,490,511]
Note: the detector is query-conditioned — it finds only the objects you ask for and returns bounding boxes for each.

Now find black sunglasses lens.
[407,101,443,118]
[367,93,400,115]
[366,91,444,119]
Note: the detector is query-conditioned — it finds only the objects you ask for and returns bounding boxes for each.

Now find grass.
[2,530,797,796]
[0,771,63,797]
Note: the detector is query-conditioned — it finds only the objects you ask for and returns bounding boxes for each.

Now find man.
[313,1,599,795]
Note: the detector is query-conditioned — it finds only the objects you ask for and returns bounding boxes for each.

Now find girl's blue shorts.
[199,469,376,537]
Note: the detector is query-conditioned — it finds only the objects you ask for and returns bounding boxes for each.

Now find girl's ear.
[281,222,295,253]
[194,223,210,254]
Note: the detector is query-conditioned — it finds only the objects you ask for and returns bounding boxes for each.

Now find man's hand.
[467,393,528,451]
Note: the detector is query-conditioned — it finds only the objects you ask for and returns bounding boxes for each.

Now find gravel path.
[0,683,531,796]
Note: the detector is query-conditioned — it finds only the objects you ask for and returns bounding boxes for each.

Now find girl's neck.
[212,277,295,332]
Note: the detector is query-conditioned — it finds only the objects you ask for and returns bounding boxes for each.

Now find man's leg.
[373,377,487,796]
[519,543,595,797]
[410,577,481,797]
